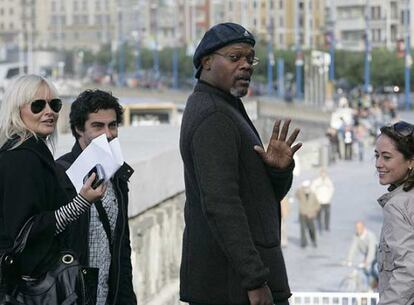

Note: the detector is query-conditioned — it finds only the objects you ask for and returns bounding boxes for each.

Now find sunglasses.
[30,98,63,114]
[393,121,414,137]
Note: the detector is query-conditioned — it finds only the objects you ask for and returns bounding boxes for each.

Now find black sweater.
[179,81,293,305]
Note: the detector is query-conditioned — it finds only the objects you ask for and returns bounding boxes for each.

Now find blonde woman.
[0,74,105,296]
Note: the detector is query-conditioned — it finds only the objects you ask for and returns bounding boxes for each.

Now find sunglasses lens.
[30,99,46,114]
[49,99,62,113]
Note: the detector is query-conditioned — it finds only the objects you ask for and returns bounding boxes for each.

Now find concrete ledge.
[55,125,184,218]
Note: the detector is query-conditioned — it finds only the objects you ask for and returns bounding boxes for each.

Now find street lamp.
[151,3,160,83]
[404,0,411,110]
[267,2,274,96]
[364,0,371,94]
[295,0,304,99]
[328,0,336,82]
[117,0,126,87]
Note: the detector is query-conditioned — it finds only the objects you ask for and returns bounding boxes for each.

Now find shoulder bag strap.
[94,201,113,252]
[11,216,37,255]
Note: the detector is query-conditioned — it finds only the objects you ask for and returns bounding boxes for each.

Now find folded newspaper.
[66,134,124,192]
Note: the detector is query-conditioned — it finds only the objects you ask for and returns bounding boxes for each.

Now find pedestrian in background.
[280,196,290,248]
[311,168,334,232]
[295,180,320,248]
[375,121,414,305]
[179,22,302,305]
[345,221,378,289]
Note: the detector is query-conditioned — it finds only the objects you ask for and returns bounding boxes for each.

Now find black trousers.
[299,214,317,247]
[317,204,331,231]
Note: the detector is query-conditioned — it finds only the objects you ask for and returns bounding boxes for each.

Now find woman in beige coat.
[375,121,414,305]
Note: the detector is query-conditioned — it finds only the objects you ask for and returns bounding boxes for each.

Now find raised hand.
[254,119,302,169]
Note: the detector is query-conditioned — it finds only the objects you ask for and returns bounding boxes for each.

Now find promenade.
[284,110,414,293]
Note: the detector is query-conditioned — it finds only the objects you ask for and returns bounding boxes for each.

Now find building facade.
[333,0,414,51]
[0,0,413,62]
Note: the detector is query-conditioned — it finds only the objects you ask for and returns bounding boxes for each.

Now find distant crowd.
[327,90,400,163]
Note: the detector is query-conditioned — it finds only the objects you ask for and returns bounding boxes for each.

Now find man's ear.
[75,127,84,138]
[201,55,213,71]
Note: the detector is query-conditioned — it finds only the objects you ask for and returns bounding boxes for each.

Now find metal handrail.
[291,292,379,305]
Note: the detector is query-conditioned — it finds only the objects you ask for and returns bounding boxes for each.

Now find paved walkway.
[284,111,414,292]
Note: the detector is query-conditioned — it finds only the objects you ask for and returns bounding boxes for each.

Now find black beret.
[193,22,255,78]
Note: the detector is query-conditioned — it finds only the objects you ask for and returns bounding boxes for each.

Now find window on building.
[97,31,101,39]
[96,0,101,10]
[401,9,409,24]
[0,23,3,30]
[9,7,13,15]
[253,0,257,9]
[279,33,283,45]
[391,25,397,41]
[390,1,397,19]
[270,0,273,10]
[82,1,87,10]
[371,6,381,20]
[279,17,284,27]
[52,1,56,12]
[9,22,13,30]
[279,0,283,9]
[74,32,79,40]
[74,1,78,11]
[0,8,3,15]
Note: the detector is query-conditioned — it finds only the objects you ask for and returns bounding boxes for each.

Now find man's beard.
[230,86,248,98]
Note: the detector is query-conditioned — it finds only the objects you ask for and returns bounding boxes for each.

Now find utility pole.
[364,0,371,93]
[117,0,126,86]
[328,0,335,82]
[404,0,411,110]
[152,2,160,83]
[172,3,179,89]
[267,1,274,96]
[295,0,303,99]
[277,58,285,98]
[133,3,142,80]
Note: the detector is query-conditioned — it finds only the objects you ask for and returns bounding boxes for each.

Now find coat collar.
[195,80,242,110]
[377,184,405,208]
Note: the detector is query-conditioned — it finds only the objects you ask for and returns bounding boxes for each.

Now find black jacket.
[56,142,137,305]
[0,136,68,277]
[179,81,293,305]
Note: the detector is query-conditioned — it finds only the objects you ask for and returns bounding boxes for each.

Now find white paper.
[66,134,125,192]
